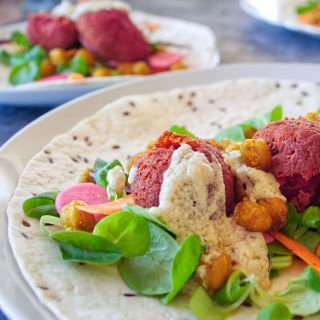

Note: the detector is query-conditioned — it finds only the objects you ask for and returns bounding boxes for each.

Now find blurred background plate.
[240,0,320,39]
[0,15,219,107]
[1,63,320,320]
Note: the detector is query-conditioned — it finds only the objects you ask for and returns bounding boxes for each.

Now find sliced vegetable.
[118,222,179,295]
[93,211,150,257]
[163,235,202,303]
[51,230,121,264]
[268,241,293,270]
[215,105,282,142]
[270,231,320,272]
[148,51,185,70]
[170,125,195,138]
[257,303,291,320]
[23,192,59,219]
[77,194,135,215]
[55,183,108,214]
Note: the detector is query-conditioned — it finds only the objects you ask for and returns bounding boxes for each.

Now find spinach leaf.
[257,303,291,320]
[23,192,59,219]
[11,31,31,49]
[69,54,89,76]
[123,204,175,236]
[296,1,318,14]
[9,59,40,85]
[170,125,196,138]
[163,235,202,303]
[10,45,46,66]
[215,105,282,142]
[302,266,320,292]
[214,270,252,305]
[118,222,179,295]
[281,203,298,237]
[296,231,320,252]
[94,159,123,189]
[93,211,150,257]
[299,206,320,228]
[52,230,121,264]
[93,158,107,171]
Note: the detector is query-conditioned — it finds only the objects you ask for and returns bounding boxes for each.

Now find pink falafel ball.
[27,12,77,50]
[76,9,151,63]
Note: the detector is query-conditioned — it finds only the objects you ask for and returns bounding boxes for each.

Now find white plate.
[0,12,219,107]
[240,0,320,38]
[2,64,320,320]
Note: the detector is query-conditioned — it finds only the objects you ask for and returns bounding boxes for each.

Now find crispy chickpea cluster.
[240,138,272,171]
[60,200,96,232]
[234,197,288,232]
[201,254,232,294]
[78,168,94,183]
[304,112,320,122]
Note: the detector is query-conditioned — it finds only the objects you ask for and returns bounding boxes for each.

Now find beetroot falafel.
[255,118,320,211]
[27,13,77,50]
[76,9,151,63]
[130,131,234,213]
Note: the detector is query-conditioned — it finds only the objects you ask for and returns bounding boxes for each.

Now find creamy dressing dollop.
[150,144,270,289]
[107,166,126,195]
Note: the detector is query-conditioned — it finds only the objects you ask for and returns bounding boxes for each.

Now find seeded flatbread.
[7,79,320,319]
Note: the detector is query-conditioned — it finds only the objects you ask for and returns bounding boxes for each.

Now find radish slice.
[148,51,185,70]
[55,183,108,214]
[38,74,69,82]
[263,231,275,244]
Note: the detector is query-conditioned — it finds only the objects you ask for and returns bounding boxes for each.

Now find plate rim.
[2,63,320,320]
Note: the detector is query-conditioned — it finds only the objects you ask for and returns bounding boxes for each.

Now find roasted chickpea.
[240,138,271,171]
[243,127,257,139]
[40,59,55,77]
[117,63,134,75]
[78,168,94,183]
[201,254,232,294]
[132,61,151,75]
[304,112,320,122]
[234,198,272,232]
[92,67,112,77]
[77,48,95,66]
[170,63,187,70]
[258,198,288,230]
[60,200,96,232]
[49,48,67,65]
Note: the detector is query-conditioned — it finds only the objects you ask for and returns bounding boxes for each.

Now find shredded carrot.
[143,22,161,31]
[77,195,135,215]
[270,230,320,273]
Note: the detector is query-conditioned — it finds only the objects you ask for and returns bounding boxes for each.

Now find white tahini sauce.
[107,166,126,194]
[224,150,285,202]
[151,144,270,289]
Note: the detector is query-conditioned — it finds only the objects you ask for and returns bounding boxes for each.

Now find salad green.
[257,303,291,320]
[296,0,319,14]
[170,125,196,138]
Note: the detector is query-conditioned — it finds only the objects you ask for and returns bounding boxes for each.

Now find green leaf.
[215,105,282,142]
[123,204,175,237]
[118,222,179,295]
[9,59,41,85]
[0,49,11,65]
[214,270,251,305]
[93,158,107,171]
[299,206,320,228]
[10,45,46,66]
[270,255,293,270]
[257,303,291,320]
[40,215,62,237]
[94,159,123,189]
[93,211,150,257]
[52,230,121,264]
[69,54,89,76]
[189,287,224,320]
[296,231,320,252]
[163,235,202,303]
[296,1,318,14]
[268,241,292,256]
[23,192,59,219]
[170,125,196,138]
[302,266,320,292]
[11,31,31,49]
[281,203,298,237]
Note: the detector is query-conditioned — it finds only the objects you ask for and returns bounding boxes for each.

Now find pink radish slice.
[38,74,69,82]
[55,183,108,214]
[148,51,185,70]
[263,232,275,244]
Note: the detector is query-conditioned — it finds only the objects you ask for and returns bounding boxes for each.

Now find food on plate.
[296,1,320,26]
[7,79,320,319]
[0,0,215,85]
